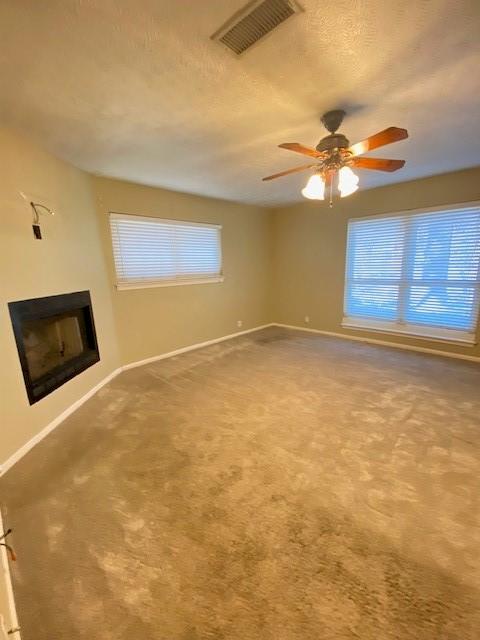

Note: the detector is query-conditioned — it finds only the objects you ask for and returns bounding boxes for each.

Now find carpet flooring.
[1,327,480,639]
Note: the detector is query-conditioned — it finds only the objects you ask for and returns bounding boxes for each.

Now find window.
[109,213,223,289]
[343,205,480,344]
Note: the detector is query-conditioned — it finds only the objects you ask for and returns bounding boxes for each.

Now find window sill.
[116,276,224,291]
[342,318,476,346]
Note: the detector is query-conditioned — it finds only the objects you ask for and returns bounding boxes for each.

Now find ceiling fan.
[262,110,408,206]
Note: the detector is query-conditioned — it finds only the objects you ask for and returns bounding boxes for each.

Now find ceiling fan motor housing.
[316,133,350,152]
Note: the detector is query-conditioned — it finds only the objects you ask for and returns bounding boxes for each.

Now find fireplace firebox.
[8,291,100,404]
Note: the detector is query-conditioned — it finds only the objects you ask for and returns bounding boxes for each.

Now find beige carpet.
[1,327,480,639]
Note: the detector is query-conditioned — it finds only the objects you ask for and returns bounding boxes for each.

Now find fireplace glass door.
[22,310,88,381]
[8,291,100,404]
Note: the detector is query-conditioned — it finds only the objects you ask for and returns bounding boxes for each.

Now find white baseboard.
[0,509,21,639]
[121,323,273,371]
[0,367,122,478]
[0,324,273,476]
[272,323,480,363]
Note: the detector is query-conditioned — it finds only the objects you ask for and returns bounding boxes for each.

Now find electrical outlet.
[237,320,243,328]
[304,315,310,324]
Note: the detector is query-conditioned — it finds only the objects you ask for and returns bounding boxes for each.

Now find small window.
[343,205,480,344]
[109,213,223,290]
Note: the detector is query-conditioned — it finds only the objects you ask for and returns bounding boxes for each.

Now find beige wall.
[271,167,480,358]
[0,128,120,464]
[93,177,272,365]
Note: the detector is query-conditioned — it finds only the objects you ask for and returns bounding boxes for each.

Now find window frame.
[342,201,480,345]
[109,212,224,291]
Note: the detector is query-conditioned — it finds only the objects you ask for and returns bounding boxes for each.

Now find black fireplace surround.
[8,291,100,404]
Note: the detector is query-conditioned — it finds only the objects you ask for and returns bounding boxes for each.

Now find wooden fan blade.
[348,127,408,157]
[262,163,316,181]
[351,157,406,172]
[278,142,322,158]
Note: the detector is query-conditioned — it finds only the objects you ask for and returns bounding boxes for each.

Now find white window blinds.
[109,213,223,289]
[343,205,480,343]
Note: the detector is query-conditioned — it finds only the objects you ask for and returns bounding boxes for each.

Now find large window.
[343,205,480,344]
[109,213,223,289]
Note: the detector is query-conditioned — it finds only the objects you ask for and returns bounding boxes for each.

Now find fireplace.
[8,291,100,404]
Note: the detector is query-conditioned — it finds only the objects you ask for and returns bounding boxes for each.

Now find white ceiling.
[0,0,479,206]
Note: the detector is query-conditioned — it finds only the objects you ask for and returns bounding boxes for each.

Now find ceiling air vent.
[211,0,302,56]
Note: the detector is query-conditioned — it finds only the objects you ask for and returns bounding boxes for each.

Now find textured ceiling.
[0,0,479,206]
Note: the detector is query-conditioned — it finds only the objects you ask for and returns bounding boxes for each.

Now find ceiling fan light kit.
[263,110,408,206]
[301,173,325,200]
[338,166,359,197]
